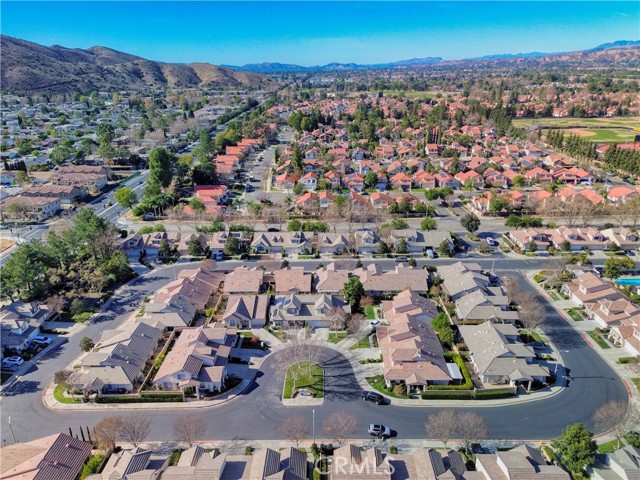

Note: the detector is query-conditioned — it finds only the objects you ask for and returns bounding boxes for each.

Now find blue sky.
[2,2,639,65]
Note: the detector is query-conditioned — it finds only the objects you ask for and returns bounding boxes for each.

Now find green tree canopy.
[114,188,138,209]
[551,423,597,473]
[343,277,365,309]
[460,213,481,234]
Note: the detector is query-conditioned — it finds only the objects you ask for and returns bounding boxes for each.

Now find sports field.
[513,117,640,143]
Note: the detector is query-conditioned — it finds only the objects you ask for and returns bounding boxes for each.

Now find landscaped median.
[282,361,324,399]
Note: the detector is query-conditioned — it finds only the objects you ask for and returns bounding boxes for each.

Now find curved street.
[0,263,629,443]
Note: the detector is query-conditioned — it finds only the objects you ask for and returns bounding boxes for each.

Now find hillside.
[0,35,276,94]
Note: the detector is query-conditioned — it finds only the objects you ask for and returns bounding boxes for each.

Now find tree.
[93,416,124,450]
[604,255,635,279]
[279,415,309,447]
[438,239,453,257]
[189,197,206,217]
[293,183,305,195]
[552,423,597,474]
[460,213,481,234]
[224,236,241,256]
[593,401,640,449]
[323,411,357,446]
[148,147,173,189]
[343,277,365,309]
[45,294,65,314]
[364,171,378,189]
[173,413,206,448]
[421,217,438,231]
[114,188,138,209]
[345,312,366,335]
[426,409,456,448]
[119,414,151,447]
[158,239,173,258]
[456,412,488,455]
[187,236,205,257]
[80,336,94,352]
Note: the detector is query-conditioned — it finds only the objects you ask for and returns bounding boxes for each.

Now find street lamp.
[312,409,316,444]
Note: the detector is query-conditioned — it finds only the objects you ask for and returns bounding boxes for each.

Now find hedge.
[421,388,515,400]
[80,454,104,480]
[425,353,473,390]
[96,393,183,403]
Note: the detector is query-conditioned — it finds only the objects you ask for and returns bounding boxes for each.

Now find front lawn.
[598,439,624,454]
[54,384,81,404]
[588,330,611,349]
[365,305,376,320]
[519,329,544,343]
[349,333,376,350]
[631,378,640,391]
[565,308,584,322]
[328,332,347,344]
[547,290,561,301]
[366,375,407,398]
[283,361,324,399]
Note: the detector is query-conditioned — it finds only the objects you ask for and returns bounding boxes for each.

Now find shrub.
[390,445,398,454]
[245,446,253,455]
[393,384,407,396]
[96,393,183,403]
[80,454,104,480]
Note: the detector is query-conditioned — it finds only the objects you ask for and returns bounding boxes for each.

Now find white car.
[31,335,52,346]
[368,424,392,438]
[2,356,24,369]
[370,320,382,329]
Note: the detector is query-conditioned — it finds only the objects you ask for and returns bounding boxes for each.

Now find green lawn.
[365,305,376,320]
[328,332,347,344]
[513,116,640,129]
[349,334,375,350]
[631,378,640,391]
[588,330,611,349]
[565,308,584,322]
[547,290,561,301]
[519,330,544,343]
[366,375,406,398]
[283,361,324,399]
[54,384,81,404]
[598,439,624,454]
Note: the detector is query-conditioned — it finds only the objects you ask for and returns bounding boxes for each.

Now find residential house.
[22,184,87,207]
[354,264,429,295]
[52,172,108,193]
[270,294,351,329]
[160,446,227,480]
[0,316,40,353]
[332,445,392,480]
[344,172,365,192]
[224,266,265,294]
[475,445,570,479]
[316,233,350,255]
[459,322,549,390]
[370,192,395,210]
[438,262,518,323]
[434,171,459,189]
[455,170,483,188]
[602,227,640,250]
[73,321,164,394]
[354,229,380,255]
[274,172,296,191]
[390,172,413,191]
[153,324,236,394]
[414,170,437,189]
[318,190,335,209]
[0,433,92,480]
[251,231,312,255]
[273,267,313,293]
[508,227,610,252]
[1,195,61,221]
[586,297,640,329]
[209,230,250,261]
[562,272,624,307]
[222,295,270,329]
[608,186,638,204]
[315,263,350,293]
[87,447,168,480]
[591,445,640,480]
[390,229,453,254]
[294,191,319,211]
[378,290,461,392]
[302,172,318,191]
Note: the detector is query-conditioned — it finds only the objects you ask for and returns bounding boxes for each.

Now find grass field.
[327,332,347,344]
[283,361,324,399]
[513,116,640,143]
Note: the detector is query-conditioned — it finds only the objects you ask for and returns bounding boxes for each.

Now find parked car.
[267,227,280,232]
[31,335,52,346]
[368,424,391,438]
[426,249,435,259]
[395,256,408,263]
[487,237,497,246]
[362,391,386,405]
[625,250,635,257]
[370,319,381,329]
[2,356,24,368]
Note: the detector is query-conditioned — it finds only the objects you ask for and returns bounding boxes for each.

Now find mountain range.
[0,35,276,94]
[1,35,639,94]
[226,40,640,72]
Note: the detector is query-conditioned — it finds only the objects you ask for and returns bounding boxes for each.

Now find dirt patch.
[570,128,596,138]
[0,238,15,252]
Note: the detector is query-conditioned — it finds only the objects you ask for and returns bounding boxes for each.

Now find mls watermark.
[314,455,396,476]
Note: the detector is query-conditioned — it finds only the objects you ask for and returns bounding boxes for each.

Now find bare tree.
[608,202,632,228]
[279,415,309,447]
[119,414,151,447]
[518,294,545,339]
[173,413,206,448]
[93,416,124,450]
[323,411,358,446]
[426,409,457,448]
[456,412,488,454]
[593,400,640,449]
[45,294,65,315]
[345,313,367,336]
[328,306,348,331]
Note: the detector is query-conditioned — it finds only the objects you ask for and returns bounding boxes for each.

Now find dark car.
[267,227,280,232]
[362,391,386,405]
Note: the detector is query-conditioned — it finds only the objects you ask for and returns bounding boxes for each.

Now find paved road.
[0,262,628,443]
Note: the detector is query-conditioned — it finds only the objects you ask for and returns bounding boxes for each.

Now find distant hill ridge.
[0,35,276,94]
[226,40,640,72]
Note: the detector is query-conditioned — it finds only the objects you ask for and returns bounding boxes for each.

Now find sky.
[1,1,639,66]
